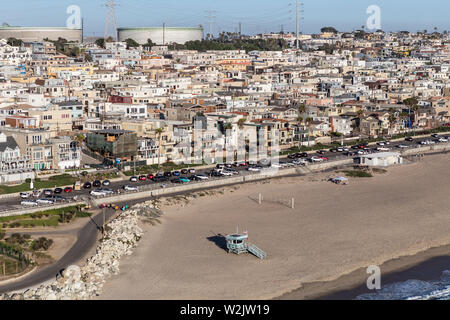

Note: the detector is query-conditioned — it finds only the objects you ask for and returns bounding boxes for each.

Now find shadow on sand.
[207,232,227,252]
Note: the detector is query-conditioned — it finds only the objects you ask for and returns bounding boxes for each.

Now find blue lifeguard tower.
[225,231,267,259]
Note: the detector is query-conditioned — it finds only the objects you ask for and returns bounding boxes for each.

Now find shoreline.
[276,242,450,300]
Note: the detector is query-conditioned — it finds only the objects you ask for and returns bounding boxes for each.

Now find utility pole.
[102,206,106,234]
[239,22,242,39]
[162,22,166,45]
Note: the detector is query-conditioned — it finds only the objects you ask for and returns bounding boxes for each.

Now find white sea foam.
[356,270,450,300]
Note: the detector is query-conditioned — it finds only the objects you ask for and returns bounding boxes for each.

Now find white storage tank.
[117,27,203,45]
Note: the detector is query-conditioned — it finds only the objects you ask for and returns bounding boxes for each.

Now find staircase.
[247,243,267,259]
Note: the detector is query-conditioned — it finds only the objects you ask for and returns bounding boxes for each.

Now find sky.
[1,0,449,37]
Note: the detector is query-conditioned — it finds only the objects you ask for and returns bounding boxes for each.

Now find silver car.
[21,200,38,206]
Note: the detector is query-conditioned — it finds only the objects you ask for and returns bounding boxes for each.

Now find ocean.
[356,270,450,300]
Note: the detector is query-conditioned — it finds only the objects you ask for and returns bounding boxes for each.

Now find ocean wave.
[356,270,450,300]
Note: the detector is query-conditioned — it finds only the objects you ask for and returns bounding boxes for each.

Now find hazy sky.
[1,0,449,37]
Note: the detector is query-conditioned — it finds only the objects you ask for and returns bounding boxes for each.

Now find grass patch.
[0,205,86,228]
[0,174,76,195]
[342,170,373,178]
[372,168,387,174]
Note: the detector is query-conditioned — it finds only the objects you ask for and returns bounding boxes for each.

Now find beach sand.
[99,153,450,300]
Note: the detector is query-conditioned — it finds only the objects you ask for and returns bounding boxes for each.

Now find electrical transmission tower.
[205,9,216,40]
[104,0,118,41]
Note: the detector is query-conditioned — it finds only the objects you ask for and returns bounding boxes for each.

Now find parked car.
[64,187,73,193]
[318,156,329,161]
[32,190,42,198]
[36,198,55,205]
[147,174,155,180]
[293,159,308,165]
[50,195,66,203]
[431,134,440,138]
[44,189,53,196]
[54,188,63,194]
[97,188,114,195]
[90,190,107,196]
[130,176,138,182]
[405,137,414,142]
[297,152,308,158]
[210,170,224,177]
[163,171,172,177]
[102,180,111,186]
[397,144,409,148]
[83,182,92,189]
[188,168,196,173]
[138,175,147,181]
[153,175,168,182]
[20,192,31,199]
[171,177,190,184]
[21,200,38,206]
[316,150,326,155]
[93,180,102,187]
[219,170,233,176]
[247,166,262,172]
[180,169,189,174]
[172,171,181,176]
[329,148,338,153]
[123,185,138,191]
[351,145,360,149]
[438,137,448,142]
[191,174,209,181]
[224,169,239,175]
[310,156,324,162]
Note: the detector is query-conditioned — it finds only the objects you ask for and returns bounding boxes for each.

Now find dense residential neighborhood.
[0,30,450,183]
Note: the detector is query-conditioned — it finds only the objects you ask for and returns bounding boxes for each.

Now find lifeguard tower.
[225,231,267,259]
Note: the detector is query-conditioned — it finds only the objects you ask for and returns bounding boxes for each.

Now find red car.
[64,187,72,193]
[318,156,329,161]
[147,174,154,180]
[139,175,147,181]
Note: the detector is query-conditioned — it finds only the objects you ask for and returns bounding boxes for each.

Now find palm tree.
[356,109,364,133]
[296,116,304,148]
[155,128,163,168]
[305,117,313,147]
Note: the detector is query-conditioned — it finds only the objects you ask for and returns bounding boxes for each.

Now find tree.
[356,109,364,133]
[321,27,338,34]
[143,38,156,49]
[156,128,163,167]
[95,38,105,48]
[125,38,139,49]
[7,37,23,47]
[305,117,314,147]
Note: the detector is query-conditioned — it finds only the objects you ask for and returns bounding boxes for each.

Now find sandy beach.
[99,153,450,300]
